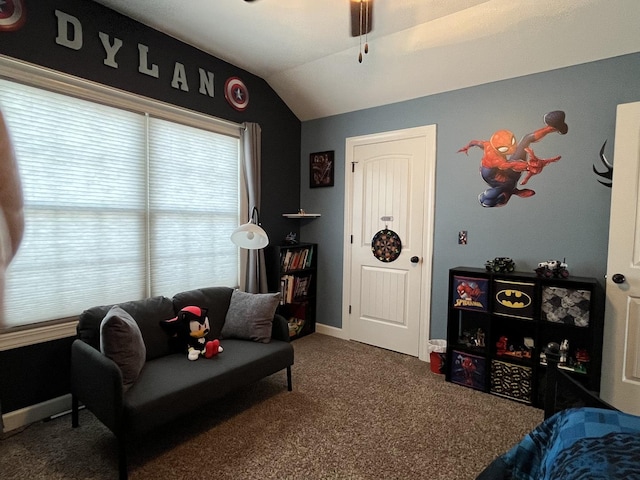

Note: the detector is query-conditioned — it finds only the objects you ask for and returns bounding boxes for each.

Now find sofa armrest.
[272,314,290,342]
[71,339,124,434]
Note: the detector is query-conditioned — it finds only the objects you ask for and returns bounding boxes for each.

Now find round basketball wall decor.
[371,229,402,262]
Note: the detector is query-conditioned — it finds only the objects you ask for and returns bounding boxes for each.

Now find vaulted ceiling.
[94,0,640,121]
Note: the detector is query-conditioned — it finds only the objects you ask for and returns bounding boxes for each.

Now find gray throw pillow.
[100,305,146,390]
[221,290,280,343]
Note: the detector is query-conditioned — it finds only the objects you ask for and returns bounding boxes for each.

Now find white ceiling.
[94,0,640,121]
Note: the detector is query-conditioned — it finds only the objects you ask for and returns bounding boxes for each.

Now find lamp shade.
[230,222,269,249]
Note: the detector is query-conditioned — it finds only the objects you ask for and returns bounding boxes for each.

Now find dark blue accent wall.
[0,0,300,414]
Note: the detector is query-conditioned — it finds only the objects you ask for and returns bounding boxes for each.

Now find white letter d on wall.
[55,10,83,50]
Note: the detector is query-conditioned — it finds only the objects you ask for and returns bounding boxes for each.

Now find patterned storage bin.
[490,360,532,404]
[541,286,590,327]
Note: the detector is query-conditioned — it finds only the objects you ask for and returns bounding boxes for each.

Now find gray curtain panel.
[241,122,268,294]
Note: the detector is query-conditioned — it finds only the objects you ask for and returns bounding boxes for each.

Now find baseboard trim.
[315,323,349,340]
[2,394,72,433]
[315,324,429,362]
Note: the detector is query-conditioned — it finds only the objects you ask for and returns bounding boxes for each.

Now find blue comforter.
[501,408,640,479]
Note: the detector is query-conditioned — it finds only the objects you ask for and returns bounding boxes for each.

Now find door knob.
[410,256,420,264]
[612,273,626,284]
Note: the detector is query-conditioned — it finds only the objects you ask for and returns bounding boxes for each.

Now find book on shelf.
[286,303,308,337]
[288,318,305,337]
[303,247,313,269]
[279,274,313,304]
[281,250,292,271]
[280,245,314,272]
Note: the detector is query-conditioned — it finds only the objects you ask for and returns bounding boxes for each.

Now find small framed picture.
[310,151,334,188]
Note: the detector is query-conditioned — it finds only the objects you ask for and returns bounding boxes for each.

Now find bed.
[476,343,640,480]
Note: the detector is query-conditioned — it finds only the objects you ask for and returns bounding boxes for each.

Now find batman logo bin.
[428,339,447,374]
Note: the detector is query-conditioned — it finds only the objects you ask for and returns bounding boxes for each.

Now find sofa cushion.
[100,306,146,390]
[123,338,294,435]
[221,290,280,343]
[78,295,175,361]
[172,287,233,340]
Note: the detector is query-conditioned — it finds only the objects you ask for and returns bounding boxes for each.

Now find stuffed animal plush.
[160,306,223,361]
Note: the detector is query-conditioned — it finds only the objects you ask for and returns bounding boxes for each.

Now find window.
[0,75,240,330]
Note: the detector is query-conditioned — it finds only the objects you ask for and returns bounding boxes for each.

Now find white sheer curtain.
[241,123,268,293]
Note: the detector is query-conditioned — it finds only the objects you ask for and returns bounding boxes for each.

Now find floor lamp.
[230,207,269,249]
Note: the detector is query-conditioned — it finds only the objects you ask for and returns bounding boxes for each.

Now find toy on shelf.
[495,335,534,359]
[460,328,486,348]
[535,259,569,278]
[559,338,569,363]
[284,232,298,245]
[485,257,515,273]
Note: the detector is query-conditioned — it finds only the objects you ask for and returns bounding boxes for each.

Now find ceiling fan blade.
[350,0,373,37]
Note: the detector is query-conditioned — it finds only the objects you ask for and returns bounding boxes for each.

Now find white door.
[601,101,640,415]
[344,126,436,358]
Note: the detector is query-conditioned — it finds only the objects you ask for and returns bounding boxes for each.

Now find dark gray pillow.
[221,290,280,343]
[100,305,146,390]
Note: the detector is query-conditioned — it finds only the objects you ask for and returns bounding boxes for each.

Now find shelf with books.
[280,244,315,273]
[266,243,317,340]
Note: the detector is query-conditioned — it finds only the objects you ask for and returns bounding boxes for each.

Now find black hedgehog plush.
[159,306,223,360]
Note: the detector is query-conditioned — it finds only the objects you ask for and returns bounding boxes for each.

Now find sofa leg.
[118,436,128,480]
[71,394,79,428]
[287,366,292,391]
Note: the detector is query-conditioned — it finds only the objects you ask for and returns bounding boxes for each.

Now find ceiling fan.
[350,0,373,62]
[243,0,374,62]
[350,0,373,37]
[243,0,374,35]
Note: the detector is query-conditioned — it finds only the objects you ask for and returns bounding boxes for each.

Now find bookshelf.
[266,243,317,340]
[445,267,604,408]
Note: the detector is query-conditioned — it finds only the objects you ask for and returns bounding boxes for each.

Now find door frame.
[341,125,437,361]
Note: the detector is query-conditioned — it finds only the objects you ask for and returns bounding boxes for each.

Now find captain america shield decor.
[0,0,26,32]
[224,77,249,111]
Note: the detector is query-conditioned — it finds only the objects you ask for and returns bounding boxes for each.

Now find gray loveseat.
[70,286,294,480]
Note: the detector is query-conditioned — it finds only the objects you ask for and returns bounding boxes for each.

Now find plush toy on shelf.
[160,306,223,361]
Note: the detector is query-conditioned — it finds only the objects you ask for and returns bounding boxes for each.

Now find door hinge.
[351,161,358,172]
[349,305,352,314]
[350,234,353,244]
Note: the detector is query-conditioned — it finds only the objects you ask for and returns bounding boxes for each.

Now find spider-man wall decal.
[458,111,568,207]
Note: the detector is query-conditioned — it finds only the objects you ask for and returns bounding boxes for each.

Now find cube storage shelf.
[445,267,604,407]
[266,243,317,340]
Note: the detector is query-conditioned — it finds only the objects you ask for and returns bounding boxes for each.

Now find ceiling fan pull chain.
[358,0,364,63]
[364,0,369,55]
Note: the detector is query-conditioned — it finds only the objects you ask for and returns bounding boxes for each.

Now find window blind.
[0,78,240,329]
[148,117,239,296]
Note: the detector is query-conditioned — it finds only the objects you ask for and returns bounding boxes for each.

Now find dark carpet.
[0,333,543,479]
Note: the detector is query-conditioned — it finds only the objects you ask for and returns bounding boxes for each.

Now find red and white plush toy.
[160,306,223,361]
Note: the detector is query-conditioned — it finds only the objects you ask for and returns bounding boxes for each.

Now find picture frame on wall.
[310,151,334,188]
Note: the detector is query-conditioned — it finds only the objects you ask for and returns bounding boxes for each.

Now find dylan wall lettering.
[54,10,216,99]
